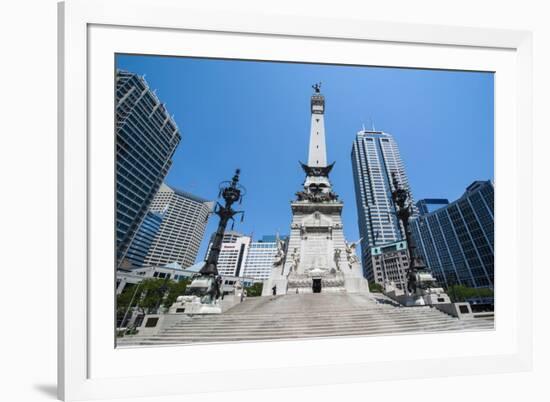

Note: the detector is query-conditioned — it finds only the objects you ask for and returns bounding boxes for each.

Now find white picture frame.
[58,0,533,400]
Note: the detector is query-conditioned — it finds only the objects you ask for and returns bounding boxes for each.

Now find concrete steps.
[119,293,494,346]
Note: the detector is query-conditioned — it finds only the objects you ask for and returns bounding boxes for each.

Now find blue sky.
[116,55,494,262]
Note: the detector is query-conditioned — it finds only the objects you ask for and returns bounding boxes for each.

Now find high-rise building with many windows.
[216,235,251,277]
[416,198,450,215]
[411,181,494,288]
[363,240,410,288]
[351,129,416,281]
[143,183,213,268]
[204,233,287,280]
[242,235,287,280]
[116,69,181,264]
[123,210,164,267]
[204,231,245,260]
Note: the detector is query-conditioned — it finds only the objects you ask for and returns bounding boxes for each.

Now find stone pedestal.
[168,295,222,314]
[264,202,370,295]
[384,283,452,307]
[421,287,452,305]
[287,269,346,294]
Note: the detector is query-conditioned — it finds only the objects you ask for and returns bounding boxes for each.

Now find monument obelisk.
[263,84,370,295]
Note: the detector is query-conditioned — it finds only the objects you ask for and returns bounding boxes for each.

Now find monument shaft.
[264,84,369,296]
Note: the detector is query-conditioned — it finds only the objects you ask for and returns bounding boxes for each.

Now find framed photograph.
[58,0,533,400]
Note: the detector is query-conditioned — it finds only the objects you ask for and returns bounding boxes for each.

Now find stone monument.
[263,84,370,295]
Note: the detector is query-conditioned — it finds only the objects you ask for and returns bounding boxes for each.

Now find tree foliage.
[116,285,137,316]
[245,282,263,297]
[164,279,190,308]
[116,277,190,315]
[368,282,384,293]
[446,284,493,302]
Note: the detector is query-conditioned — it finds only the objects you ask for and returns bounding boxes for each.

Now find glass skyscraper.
[416,198,450,215]
[411,181,494,288]
[116,69,181,264]
[351,129,416,280]
[123,211,164,267]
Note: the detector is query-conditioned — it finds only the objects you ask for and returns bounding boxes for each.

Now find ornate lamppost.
[390,172,429,295]
[198,169,246,301]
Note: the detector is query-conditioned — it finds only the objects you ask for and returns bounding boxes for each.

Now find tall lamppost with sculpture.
[390,172,428,293]
[200,169,246,277]
[390,172,450,305]
[169,169,246,314]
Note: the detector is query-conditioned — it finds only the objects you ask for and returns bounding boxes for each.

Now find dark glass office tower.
[123,211,164,267]
[411,181,494,288]
[116,69,181,264]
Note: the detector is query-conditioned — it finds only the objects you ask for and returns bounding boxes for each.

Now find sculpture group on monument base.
[333,248,342,271]
[284,247,299,275]
[344,238,361,269]
[287,269,346,293]
[295,189,339,203]
[272,238,286,267]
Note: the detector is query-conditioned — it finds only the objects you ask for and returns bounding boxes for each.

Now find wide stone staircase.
[119,293,494,346]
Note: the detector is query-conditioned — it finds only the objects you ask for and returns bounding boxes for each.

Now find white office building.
[116,261,257,296]
[206,233,281,280]
[204,230,244,260]
[242,236,280,280]
[143,183,213,268]
[216,235,251,277]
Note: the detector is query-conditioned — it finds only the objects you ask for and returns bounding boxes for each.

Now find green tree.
[245,282,263,297]
[116,278,172,316]
[138,278,171,313]
[163,278,190,309]
[116,284,139,315]
[446,284,493,302]
[369,282,384,293]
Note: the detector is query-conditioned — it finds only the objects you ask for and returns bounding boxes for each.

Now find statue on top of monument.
[312,82,322,93]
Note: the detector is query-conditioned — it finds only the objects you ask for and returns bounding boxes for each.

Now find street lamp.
[154,276,170,314]
[201,169,246,278]
[389,172,430,295]
[187,169,247,305]
[120,281,142,330]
